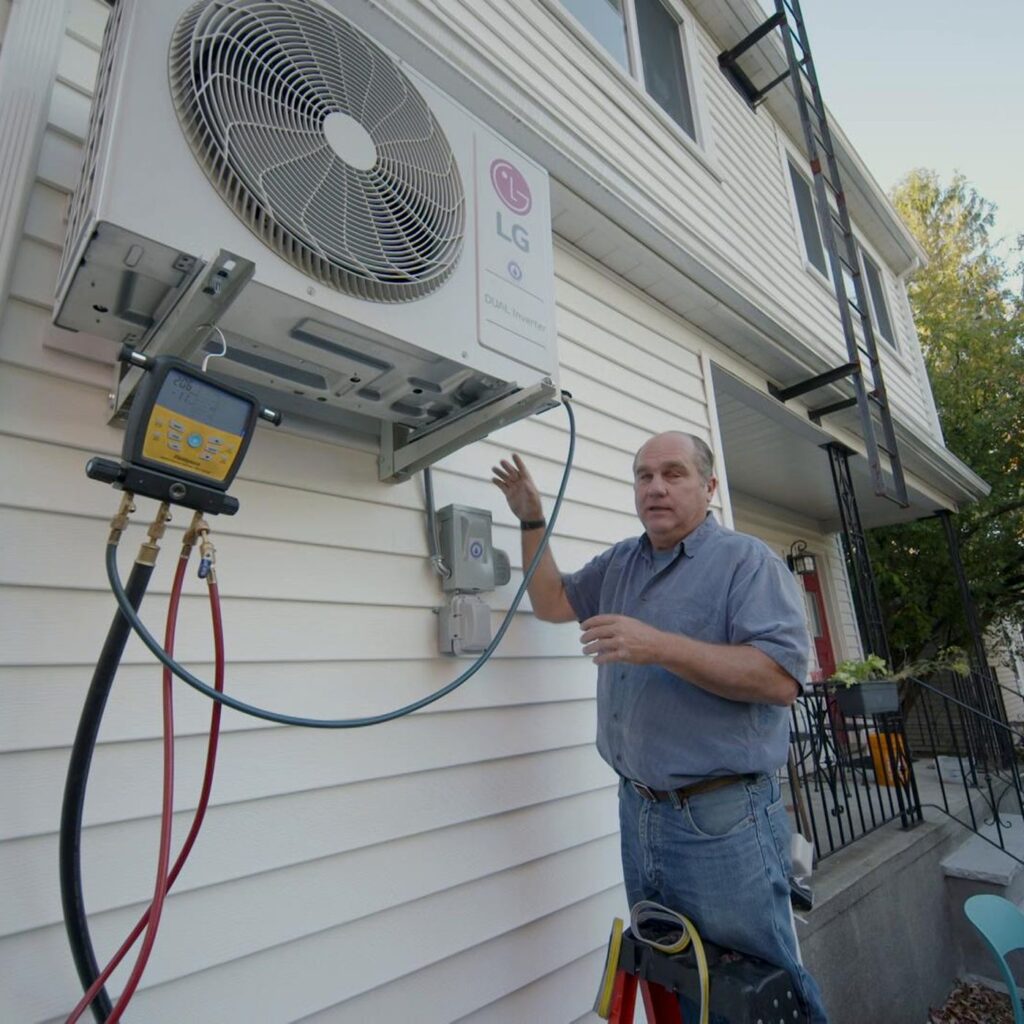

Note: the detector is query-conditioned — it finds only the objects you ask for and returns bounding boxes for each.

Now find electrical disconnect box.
[436,505,511,656]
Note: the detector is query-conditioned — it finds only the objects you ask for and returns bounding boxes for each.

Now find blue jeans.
[619,774,829,1024]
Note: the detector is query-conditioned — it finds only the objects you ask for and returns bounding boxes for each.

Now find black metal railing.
[787,685,922,862]
[901,671,1024,865]
[788,671,1024,867]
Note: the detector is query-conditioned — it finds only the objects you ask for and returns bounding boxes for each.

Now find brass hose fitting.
[181,510,207,558]
[137,502,172,567]
[107,492,136,546]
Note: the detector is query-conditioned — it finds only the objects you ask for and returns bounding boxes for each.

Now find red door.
[800,566,836,682]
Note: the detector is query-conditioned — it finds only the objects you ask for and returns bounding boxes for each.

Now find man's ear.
[706,475,719,501]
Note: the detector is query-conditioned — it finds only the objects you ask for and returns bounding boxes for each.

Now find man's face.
[633,434,717,550]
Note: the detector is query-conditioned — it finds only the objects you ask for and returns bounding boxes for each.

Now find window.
[561,0,698,140]
[787,159,828,277]
[861,252,896,348]
[561,0,630,71]
[634,0,695,137]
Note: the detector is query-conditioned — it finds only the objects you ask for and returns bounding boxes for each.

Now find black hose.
[60,560,155,1023]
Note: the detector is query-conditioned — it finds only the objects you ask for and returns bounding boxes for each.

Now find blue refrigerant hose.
[103,394,577,729]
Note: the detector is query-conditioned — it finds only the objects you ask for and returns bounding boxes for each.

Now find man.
[492,431,829,1024]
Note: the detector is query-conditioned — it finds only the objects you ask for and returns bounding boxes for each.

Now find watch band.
[519,517,547,531]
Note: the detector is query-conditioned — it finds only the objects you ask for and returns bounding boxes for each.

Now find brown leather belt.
[628,773,757,804]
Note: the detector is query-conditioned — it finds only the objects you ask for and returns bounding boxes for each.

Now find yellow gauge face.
[141,403,243,483]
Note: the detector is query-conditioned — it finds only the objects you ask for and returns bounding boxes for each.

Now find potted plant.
[829,654,898,716]
[828,648,970,717]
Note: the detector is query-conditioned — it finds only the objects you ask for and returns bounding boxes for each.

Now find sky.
[795,0,1023,263]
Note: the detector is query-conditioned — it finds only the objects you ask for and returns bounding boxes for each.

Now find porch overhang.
[711,366,989,531]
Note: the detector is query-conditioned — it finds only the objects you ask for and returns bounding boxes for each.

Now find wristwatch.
[519,518,547,531]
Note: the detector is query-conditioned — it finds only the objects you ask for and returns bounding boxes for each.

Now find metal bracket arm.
[111,250,254,422]
[378,379,560,483]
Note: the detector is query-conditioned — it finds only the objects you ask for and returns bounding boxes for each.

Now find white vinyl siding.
[359,0,943,450]
[0,7,720,1015]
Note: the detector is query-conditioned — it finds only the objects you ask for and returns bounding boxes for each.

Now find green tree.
[869,170,1024,667]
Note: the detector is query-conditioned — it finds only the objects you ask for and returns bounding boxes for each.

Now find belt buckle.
[631,781,658,801]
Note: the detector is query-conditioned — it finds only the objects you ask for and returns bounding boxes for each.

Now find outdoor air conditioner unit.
[52,0,559,479]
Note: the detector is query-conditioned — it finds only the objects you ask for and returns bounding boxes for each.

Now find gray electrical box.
[436,504,511,656]
[438,593,493,656]
[436,505,511,594]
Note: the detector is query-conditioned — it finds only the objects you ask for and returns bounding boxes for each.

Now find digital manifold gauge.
[87,347,281,515]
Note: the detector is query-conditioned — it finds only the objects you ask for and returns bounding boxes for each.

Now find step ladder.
[719,0,909,507]
[605,929,808,1023]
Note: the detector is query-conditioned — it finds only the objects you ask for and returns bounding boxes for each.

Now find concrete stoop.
[797,808,966,1024]
[940,812,1024,989]
[795,793,1024,1024]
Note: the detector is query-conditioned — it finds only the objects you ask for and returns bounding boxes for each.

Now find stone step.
[942,814,1024,982]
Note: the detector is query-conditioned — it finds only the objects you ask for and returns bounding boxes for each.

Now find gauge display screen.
[156,368,250,435]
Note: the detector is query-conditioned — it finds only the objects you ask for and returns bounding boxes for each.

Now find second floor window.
[861,252,896,348]
[788,159,828,278]
[561,0,697,140]
[787,156,899,351]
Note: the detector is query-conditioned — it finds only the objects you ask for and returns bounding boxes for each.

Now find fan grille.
[169,0,465,302]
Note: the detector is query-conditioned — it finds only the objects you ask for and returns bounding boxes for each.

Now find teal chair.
[964,893,1024,1024]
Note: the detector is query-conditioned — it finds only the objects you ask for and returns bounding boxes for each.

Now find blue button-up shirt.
[562,515,809,789]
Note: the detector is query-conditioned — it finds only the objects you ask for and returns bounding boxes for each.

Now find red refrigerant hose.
[67,551,226,1023]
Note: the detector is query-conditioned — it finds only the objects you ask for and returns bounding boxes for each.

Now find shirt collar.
[639,512,718,561]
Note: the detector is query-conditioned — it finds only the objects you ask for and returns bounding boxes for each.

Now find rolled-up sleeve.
[727,554,810,687]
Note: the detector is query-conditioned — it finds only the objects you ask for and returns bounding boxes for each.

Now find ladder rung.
[797,61,820,94]
[829,210,853,238]
[812,131,834,161]
[836,253,860,279]
[822,175,844,200]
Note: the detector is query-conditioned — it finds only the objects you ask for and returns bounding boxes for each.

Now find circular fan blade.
[169,0,465,302]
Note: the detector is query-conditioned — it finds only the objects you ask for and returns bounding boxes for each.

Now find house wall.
[992,626,1024,725]
[367,0,939,448]
[0,8,725,1021]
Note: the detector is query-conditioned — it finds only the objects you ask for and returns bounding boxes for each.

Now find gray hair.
[634,431,715,483]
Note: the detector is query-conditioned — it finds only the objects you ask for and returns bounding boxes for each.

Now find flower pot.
[834,679,899,716]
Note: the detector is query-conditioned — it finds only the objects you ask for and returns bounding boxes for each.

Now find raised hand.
[491,453,544,523]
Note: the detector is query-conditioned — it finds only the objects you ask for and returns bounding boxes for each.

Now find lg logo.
[490,159,532,215]
[491,159,532,254]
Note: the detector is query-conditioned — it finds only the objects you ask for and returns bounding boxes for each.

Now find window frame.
[782,152,836,289]
[858,248,898,352]
[555,0,710,154]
